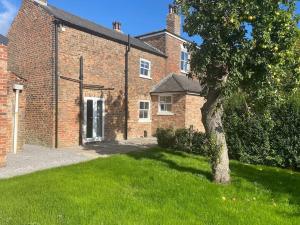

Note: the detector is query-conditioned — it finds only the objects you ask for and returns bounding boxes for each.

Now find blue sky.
[0,0,300,41]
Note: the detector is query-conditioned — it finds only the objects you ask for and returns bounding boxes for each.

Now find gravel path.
[0,138,157,179]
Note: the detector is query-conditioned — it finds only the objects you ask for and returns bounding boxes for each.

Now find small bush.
[156,128,176,148]
[156,128,208,156]
[174,128,193,152]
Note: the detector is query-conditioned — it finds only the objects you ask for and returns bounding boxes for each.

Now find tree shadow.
[230,162,300,215]
[126,148,213,181]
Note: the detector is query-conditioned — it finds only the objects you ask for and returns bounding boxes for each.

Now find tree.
[175,0,300,183]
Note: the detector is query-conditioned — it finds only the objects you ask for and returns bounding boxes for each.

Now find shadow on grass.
[127,148,300,215]
[126,148,213,181]
[230,162,300,216]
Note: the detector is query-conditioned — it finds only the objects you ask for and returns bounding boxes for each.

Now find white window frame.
[139,58,152,79]
[158,95,174,115]
[138,100,151,122]
[180,45,190,74]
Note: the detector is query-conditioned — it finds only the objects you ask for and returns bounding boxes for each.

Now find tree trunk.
[201,88,230,184]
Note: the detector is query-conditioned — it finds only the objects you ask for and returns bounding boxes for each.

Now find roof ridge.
[172,74,185,91]
[150,74,173,93]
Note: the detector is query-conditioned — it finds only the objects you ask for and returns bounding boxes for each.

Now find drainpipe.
[13,84,24,154]
[124,35,131,140]
[79,56,84,146]
[54,20,59,148]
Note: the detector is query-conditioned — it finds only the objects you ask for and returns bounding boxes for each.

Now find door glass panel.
[86,100,93,138]
[96,100,103,138]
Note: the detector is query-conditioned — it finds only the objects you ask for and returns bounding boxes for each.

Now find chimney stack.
[34,0,47,6]
[167,4,181,36]
[113,21,122,33]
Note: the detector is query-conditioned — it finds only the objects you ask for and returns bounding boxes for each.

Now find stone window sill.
[139,75,152,80]
[157,112,174,116]
[138,119,152,123]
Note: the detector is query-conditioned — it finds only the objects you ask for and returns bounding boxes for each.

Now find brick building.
[7,0,205,149]
[0,34,26,166]
[0,35,8,166]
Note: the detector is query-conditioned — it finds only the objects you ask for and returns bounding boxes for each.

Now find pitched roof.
[36,2,166,57]
[0,34,8,46]
[151,74,202,94]
[135,29,191,43]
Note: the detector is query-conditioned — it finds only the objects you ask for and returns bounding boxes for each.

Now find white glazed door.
[84,97,104,143]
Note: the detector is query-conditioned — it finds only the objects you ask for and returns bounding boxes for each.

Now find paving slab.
[0,138,157,179]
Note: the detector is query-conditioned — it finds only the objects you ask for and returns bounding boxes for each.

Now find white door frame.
[83,97,105,143]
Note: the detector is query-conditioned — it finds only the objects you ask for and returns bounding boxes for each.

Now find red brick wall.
[185,95,205,132]
[127,47,167,139]
[140,34,167,54]
[151,94,186,134]
[8,0,55,147]
[165,34,186,75]
[0,45,8,166]
[57,26,166,147]
[140,33,186,76]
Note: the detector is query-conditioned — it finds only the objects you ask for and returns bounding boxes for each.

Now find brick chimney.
[113,21,122,33]
[167,4,181,36]
[34,0,47,6]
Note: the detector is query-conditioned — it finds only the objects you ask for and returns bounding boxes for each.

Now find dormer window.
[180,46,190,73]
[140,58,151,79]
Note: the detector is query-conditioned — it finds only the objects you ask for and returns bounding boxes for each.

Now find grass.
[0,147,299,225]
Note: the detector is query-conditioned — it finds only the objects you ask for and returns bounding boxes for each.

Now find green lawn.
[0,148,299,225]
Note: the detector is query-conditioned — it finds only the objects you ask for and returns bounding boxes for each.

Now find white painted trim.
[186,92,201,96]
[138,31,189,44]
[138,100,151,123]
[158,94,173,114]
[83,97,105,143]
[139,58,152,79]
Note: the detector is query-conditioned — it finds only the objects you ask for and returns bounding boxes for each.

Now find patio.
[0,138,157,179]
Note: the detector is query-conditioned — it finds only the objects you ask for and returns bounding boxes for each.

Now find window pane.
[166,96,172,103]
[166,104,172,112]
[181,52,185,60]
[96,100,103,137]
[140,102,144,109]
[86,100,94,138]
[139,111,144,118]
[139,101,150,119]
[144,111,148,119]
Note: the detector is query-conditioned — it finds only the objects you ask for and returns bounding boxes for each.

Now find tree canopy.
[177,0,300,108]
[175,0,300,183]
